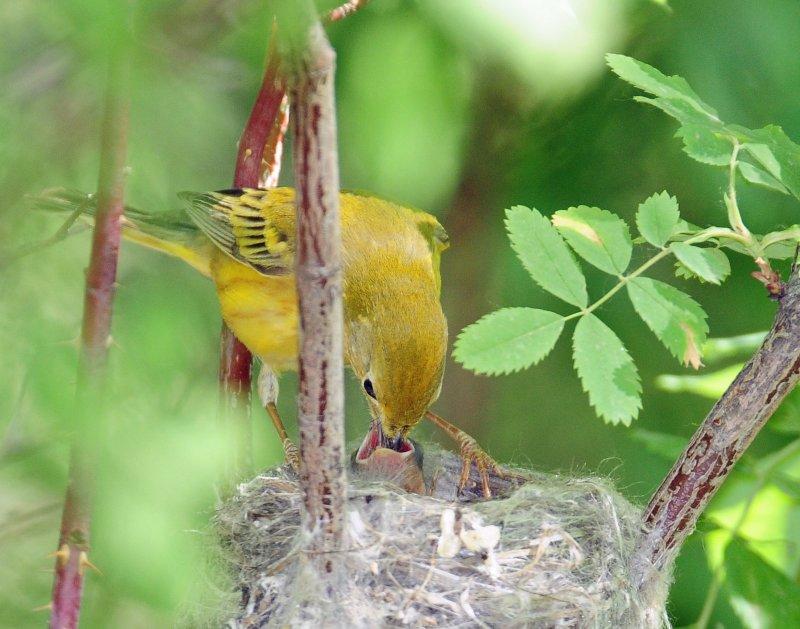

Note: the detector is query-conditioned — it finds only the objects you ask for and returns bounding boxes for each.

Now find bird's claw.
[283,439,300,472]
[456,434,505,499]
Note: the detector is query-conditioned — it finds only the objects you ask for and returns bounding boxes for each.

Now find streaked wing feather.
[180,189,293,275]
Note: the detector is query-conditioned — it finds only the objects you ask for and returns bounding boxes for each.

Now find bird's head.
[345,280,448,453]
[351,429,425,494]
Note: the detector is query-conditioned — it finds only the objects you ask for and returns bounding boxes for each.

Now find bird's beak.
[351,424,425,494]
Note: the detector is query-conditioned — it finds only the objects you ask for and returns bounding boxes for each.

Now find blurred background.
[2,0,800,626]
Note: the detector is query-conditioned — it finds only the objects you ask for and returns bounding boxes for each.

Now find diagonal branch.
[633,262,800,588]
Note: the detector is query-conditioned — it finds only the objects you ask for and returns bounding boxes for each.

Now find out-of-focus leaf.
[656,364,742,399]
[636,191,680,247]
[630,429,685,459]
[771,388,800,434]
[627,277,709,368]
[670,243,731,284]
[738,160,790,194]
[725,538,800,628]
[454,308,564,376]
[702,332,767,363]
[552,206,632,274]
[572,314,641,425]
[505,205,588,307]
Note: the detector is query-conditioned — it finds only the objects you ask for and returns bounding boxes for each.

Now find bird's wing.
[180,188,296,275]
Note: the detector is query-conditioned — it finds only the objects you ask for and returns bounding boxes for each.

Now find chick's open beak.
[352,423,425,494]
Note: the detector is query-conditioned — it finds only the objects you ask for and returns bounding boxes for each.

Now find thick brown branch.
[633,264,800,587]
[278,1,346,567]
[50,57,130,629]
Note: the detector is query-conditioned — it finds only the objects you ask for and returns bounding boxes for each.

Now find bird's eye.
[363,378,377,399]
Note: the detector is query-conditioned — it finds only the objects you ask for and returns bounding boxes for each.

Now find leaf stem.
[724,140,752,242]
[566,227,734,322]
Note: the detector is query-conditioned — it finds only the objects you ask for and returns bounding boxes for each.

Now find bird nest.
[213,447,669,628]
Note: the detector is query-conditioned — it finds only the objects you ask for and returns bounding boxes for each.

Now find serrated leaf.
[454,308,564,376]
[636,191,680,247]
[730,124,800,200]
[552,206,632,274]
[725,538,800,628]
[670,243,731,284]
[738,160,789,194]
[676,123,732,165]
[607,54,719,121]
[627,277,709,368]
[572,314,641,425]
[505,206,588,307]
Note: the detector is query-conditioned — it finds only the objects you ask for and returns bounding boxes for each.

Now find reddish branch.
[220,25,289,476]
[328,0,370,22]
[277,0,347,568]
[633,263,800,588]
[49,62,130,628]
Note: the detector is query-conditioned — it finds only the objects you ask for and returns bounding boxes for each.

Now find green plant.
[454,54,800,425]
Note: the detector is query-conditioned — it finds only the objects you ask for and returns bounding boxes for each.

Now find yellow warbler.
[37,187,503,495]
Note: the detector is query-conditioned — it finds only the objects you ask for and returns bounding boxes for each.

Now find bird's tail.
[32,188,212,276]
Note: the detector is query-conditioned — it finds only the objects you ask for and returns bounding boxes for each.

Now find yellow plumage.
[39,187,449,441]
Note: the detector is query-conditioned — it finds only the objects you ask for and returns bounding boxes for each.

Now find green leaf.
[738,160,789,194]
[572,314,641,425]
[731,124,800,200]
[627,277,709,368]
[670,243,731,284]
[702,331,767,363]
[676,123,732,165]
[552,206,632,274]
[607,54,719,121]
[725,538,800,628]
[505,206,588,307]
[454,308,564,376]
[636,191,680,247]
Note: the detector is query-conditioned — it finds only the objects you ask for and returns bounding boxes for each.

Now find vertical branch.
[220,25,288,478]
[49,47,130,629]
[277,0,346,567]
[633,264,800,589]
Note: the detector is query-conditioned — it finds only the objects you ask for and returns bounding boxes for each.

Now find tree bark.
[277,0,347,571]
[633,261,800,588]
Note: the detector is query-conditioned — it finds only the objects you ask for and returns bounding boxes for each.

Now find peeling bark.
[633,263,800,588]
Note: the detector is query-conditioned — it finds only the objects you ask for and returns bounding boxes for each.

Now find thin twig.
[49,39,131,629]
[327,0,370,22]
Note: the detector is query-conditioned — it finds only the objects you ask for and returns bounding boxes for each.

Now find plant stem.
[50,46,130,629]
[564,227,742,322]
[276,0,347,573]
[631,259,800,592]
[724,140,751,241]
[220,23,289,479]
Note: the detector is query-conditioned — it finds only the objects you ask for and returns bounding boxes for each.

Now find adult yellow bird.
[37,187,503,496]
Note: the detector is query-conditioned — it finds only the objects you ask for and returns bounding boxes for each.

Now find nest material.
[215,447,669,628]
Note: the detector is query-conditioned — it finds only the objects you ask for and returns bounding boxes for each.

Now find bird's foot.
[283,439,300,472]
[455,433,505,499]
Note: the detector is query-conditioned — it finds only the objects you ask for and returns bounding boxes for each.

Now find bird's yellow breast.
[211,252,299,371]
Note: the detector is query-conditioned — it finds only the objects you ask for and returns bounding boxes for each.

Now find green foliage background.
[1,0,799,626]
